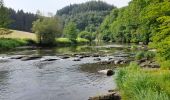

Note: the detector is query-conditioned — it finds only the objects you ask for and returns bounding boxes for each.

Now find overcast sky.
[4,0,131,14]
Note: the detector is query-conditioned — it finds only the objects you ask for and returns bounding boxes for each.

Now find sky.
[4,0,131,14]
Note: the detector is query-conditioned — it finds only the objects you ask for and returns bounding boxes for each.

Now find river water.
[0,44,131,100]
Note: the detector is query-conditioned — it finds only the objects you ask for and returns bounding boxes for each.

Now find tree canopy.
[32,16,62,46]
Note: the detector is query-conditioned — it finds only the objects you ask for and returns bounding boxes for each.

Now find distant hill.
[0,30,36,40]
[56,1,116,32]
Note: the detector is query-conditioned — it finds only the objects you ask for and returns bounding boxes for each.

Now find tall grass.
[116,62,170,100]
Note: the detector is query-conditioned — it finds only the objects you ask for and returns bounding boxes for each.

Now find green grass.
[56,38,89,46]
[0,38,28,50]
[116,62,170,100]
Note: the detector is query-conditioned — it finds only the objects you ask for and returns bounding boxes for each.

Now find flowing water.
[0,44,131,100]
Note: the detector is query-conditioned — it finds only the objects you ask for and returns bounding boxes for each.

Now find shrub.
[144,51,156,60]
[135,51,156,60]
[78,31,94,41]
[55,38,72,46]
[135,51,145,60]
[76,38,89,44]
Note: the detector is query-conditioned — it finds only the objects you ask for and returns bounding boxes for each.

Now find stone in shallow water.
[60,56,70,59]
[73,58,81,61]
[94,58,101,61]
[21,55,42,61]
[98,69,115,76]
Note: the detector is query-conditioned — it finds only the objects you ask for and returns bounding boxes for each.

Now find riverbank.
[116,62,170,100]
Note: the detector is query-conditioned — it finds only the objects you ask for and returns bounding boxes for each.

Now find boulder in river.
[73,58,81,61]
[60,56,70,59]
[114,60,122,65]
[10,55,26,59]
[98,69,114,76]
[21,55,42,61]
[41,58,59,62]
[94,58,101,61]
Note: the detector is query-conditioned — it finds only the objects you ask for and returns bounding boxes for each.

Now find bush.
[135,51,156,60]
[55,38,72,46]
[76,38,89,44]
[144,51,156,60]
[116,62,170,100]
[135,51,145,60]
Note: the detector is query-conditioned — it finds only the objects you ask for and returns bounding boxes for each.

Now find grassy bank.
[56,38,89,46]
[0,30,36,40]
[116,62,170,100]
[0,38,29,50]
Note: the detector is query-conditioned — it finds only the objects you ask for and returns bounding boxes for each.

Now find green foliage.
[0,38,28,50]
[135,51,145,60]
[144,51,156,60]
[99,0,170,44]
[135,51,156,60]
[116,62,170,100]
[55,38,89,46]
[63,21,78,42]
[32,16,62,46]
[57,1,115,32]
[149,15,170,69]
[78,31,95,41]
[76,38,89,44]
[0,0,11,28]
[55,38,72,46]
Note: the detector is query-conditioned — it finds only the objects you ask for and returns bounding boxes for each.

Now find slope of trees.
[8,8,38,32]
[100,0,170,68]
[0,0,12,35]
[57,1,116,32]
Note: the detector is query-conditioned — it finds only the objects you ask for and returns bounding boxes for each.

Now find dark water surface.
[0,44,131,100]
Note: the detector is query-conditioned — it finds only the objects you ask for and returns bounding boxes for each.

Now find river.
[0,44,131,100]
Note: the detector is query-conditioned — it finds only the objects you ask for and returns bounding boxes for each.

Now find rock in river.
[73,58,81,61]
[98,69,114,76]
[21,55,42,61]
[89,92,121,100]
[94,58,101,61]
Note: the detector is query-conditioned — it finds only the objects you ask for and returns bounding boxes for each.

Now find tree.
[0,0,12,35]
[63,21,78,42]
[32,16,62,46]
